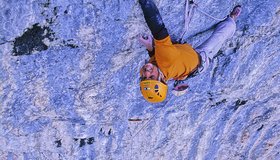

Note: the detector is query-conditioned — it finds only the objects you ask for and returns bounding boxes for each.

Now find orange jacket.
[149,36,200,80]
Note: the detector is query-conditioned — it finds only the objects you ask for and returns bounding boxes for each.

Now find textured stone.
[0,0,279,159]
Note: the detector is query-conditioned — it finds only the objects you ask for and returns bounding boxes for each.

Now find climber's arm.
[139,0,169,40]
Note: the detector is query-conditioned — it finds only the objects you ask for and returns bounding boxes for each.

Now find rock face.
[0,0,279,159]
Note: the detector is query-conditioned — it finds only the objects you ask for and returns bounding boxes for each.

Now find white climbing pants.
[195,17,236,73]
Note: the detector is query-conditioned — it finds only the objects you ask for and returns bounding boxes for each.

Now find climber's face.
[140,63,159,81]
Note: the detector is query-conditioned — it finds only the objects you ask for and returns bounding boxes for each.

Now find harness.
[187,52,202,78]
[177,0,227,80]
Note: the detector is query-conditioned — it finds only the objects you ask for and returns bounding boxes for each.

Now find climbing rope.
[128,97,174,158]
[195,3,227,21]
[131,105,165,139]
[179,0,227,41]
[179,0,195,41]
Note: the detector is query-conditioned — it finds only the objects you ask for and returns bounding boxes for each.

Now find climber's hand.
[139,34,153,52]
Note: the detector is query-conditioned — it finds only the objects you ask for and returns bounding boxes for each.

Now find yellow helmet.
[140,80,168,103]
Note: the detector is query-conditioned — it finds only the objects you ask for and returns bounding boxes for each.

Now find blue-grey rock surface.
[0,0,279,159]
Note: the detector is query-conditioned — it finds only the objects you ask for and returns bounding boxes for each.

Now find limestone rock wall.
[0,0,279,159]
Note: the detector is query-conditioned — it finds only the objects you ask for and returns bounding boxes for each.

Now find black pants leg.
[139,0,169,40]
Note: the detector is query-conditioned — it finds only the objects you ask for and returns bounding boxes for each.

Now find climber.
[138,0,241,103]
